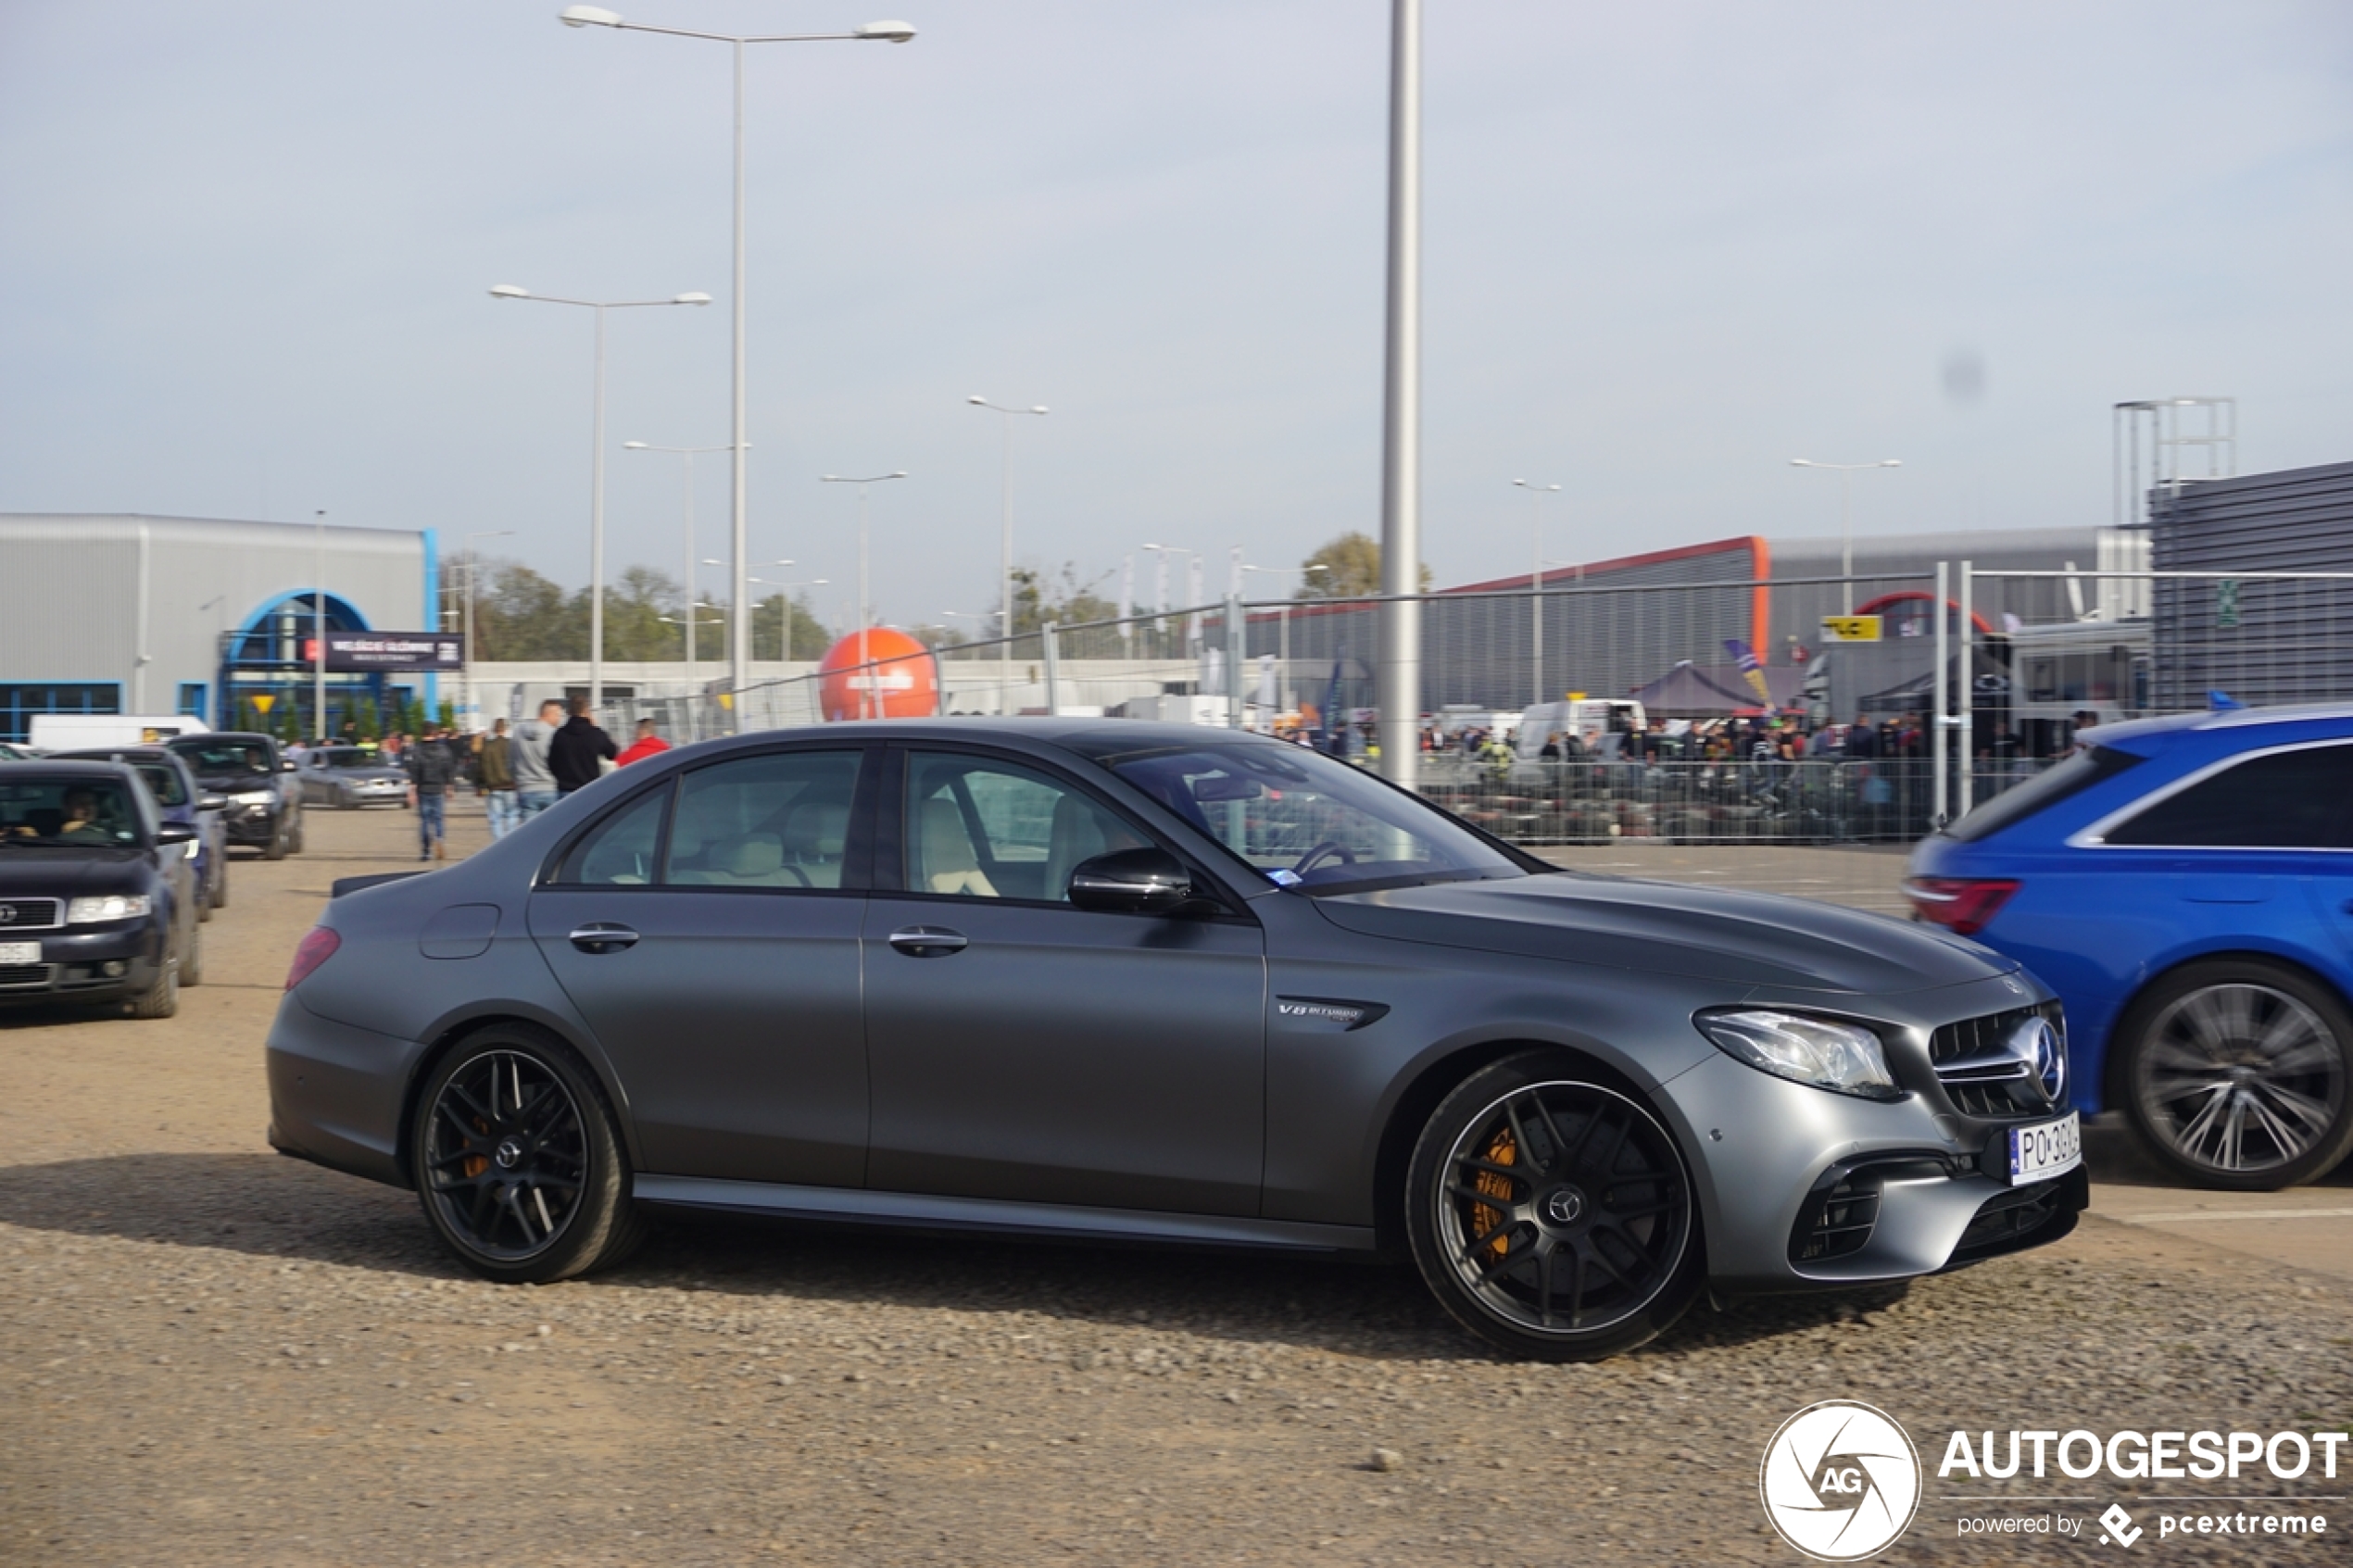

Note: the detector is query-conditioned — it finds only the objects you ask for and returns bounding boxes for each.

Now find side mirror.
[157,822,198,846]
[1067,847,1202,916]
[196,795,229,812]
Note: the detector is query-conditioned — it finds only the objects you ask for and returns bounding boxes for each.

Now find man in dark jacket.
[548,698,618,795]
[405,726,459,861]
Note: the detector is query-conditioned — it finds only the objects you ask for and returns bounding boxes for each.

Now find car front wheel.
[2118,960,2353,1190]
[411,1027,645,1285]
[1405,1052,1703,1361]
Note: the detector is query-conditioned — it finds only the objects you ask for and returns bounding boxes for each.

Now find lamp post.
[705,557,792,663]
[558,7,915,724]
[1376,0,1423,786]
[1514,480,1562,707]
[460,529,514,732]
[1239,561,1326,716]
[314,509,328,742]
[488,283,709,714]
[967,397,1048,712]
[821,471,909,718]
[1789,458,1902,613]
[1141,543,1198,663]
[626,441,734,737]
[746,574,827,664]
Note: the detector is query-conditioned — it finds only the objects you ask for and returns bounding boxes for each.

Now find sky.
[3,1,2349,633]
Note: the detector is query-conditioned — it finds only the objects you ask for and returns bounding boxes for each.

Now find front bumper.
[220,798,284,844]
[1656,1051,2086,1290]
[265,991,422,1188]
[0,922,165,1006]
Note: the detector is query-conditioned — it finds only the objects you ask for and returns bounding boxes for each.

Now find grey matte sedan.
[267,720,2086,1360]
[296,746,411,809]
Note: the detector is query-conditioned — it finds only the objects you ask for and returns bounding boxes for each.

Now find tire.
[1405,1051,1704,1361]
[2116,959,2353,1190]
[127,959,178,1020]
[179,920,203,987]
[197,868,214,922]
[262,815,288,861]
[289,813,305,854]
[210,859,228,909]
[410,1025,646,1285]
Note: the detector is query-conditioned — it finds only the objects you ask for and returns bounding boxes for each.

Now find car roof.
[170,731,272,744]
[645,717,1297,761]
[2088,703,2353,754]
[48,746,179,764]
[0,759,147,783]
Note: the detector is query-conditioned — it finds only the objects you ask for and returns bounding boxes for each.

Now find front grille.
[1930,1000,2062,1065]
[1791,1178,1881,1263]
[1931,999,2066,1120]
[0,897,63,932]
[0,963,56,990]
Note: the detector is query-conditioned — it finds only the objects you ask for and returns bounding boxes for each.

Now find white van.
[26,714,211,751]
[1514,698,1646,760]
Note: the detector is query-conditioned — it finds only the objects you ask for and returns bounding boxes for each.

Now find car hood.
[0,848,152,897]
[1308,872,2013,995]
[196,773,278,789]
[329,767,408,782]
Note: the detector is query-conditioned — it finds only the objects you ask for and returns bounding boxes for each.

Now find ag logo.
[1759,1400,1921,1561]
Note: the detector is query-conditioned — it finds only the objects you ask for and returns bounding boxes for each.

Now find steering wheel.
[1290,840,1357,877]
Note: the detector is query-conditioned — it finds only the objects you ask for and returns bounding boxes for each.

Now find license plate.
[0,941,40,964]
[2008,1112,2082,1184]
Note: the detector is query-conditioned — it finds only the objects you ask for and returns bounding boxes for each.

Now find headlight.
[182,838,202,859]
[231,790,276,806]
[1696,1010,1902,1100]
[68,894,152,924]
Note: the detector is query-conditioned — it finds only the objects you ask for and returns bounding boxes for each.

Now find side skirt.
[633,1175,1378,1255]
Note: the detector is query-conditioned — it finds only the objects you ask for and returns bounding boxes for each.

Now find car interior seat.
[781,797,850,889]
[918,797,996,897]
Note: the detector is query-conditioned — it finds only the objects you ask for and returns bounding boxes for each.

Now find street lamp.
[1789,458,1902,613]
[1515,480,1562,707]
[1377,0,1423,786]
[626,441,736,737]
[704,557,791,661]
[746,574,827,660]
[968,396,1048,712]
[1140,542,1200,660]
[488,284,709,714]
[460,529,514,731]
[558,7,916,725]
[1239,562,1327,718]
[821,471,909,718]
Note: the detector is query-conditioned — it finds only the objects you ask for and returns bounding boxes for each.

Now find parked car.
[270,720,2084,1361]
[166,732,303,859]
[0,760,203,1018]
[47,746,230,919]
[0,742,46,760]
[1906,704,2353,1190]
[296,746,411,809]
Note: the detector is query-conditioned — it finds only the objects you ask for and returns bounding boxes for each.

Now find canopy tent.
[1630,659,1807,716]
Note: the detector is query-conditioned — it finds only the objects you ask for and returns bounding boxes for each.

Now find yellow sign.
[1819,615,1883,644]
[252,694,276,715]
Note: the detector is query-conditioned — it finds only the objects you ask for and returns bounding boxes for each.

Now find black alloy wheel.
[412,1027,644,1284]
[262,812,288,860]
[1407,1052,1702,1361]
[2118,960,2353,1190]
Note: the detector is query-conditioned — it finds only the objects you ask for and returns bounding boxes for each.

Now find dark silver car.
[267,721,2086,1360]
[296,746,411,809]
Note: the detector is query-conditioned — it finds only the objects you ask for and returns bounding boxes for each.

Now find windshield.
[1,779,144,846]
[133,764,189,807]
[1082,738,1528,893]
[320,749,372,768]
[172,741,273,775]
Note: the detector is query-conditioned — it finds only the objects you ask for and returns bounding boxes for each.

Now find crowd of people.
[1426,709,2102,770]
[287,700,674,860]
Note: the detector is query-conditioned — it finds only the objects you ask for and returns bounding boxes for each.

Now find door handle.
[887,925,967,958]
[568,923,640,954]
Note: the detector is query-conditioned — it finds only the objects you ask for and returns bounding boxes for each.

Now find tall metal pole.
[999,413,1013,714]
[590,303,609,715]
[727,37,749,727]
[861,481,874,719]
[314,509,328,739]
[1840,467,1852,615]
[1957,559,1974,818]
[1376,0,1422,787]
[683,450,698,736]
[463,561,475,731]
[1932,560,1949,829]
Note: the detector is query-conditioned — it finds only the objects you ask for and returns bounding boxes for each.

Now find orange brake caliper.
[1472,1127,1517,1259]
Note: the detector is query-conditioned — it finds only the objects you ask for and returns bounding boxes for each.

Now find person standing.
[476,718,519,839]
[406,725,458,861]
[615,718,671,767]
[548,697,618,796]
[511,698,564,820]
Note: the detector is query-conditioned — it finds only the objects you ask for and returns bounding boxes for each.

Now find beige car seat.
[919,797,996,897]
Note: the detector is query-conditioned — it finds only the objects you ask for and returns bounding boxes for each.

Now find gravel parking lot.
[4,801,2347,1566]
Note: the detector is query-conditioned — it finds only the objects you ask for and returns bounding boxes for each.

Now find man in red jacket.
[615,718,672,768]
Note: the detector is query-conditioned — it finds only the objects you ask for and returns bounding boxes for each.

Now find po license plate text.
[2008,1112,2082,1184]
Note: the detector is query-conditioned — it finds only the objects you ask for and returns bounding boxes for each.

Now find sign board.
[300,633,466,672]
[252,694,275,715]
[2217,579,2240,630]
[1819,615,1884,644]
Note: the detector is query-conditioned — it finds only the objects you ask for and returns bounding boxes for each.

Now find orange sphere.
[818,627,939,721]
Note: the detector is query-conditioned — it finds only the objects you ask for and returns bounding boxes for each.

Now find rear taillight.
[1904,877,2020,937]
[284,925,341,990]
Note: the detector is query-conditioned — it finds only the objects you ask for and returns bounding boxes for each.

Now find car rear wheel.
[210,859,228,909]
[1405,1052,1703,1361]
[412,1027,645,1285]
[262,816,288,860]
[179,920,203,986]
[2119,960,2353,1190]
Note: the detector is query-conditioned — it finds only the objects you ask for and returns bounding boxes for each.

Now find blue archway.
[220,591,393,737]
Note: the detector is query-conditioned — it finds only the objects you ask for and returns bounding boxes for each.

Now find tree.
[749,594,833,661]
[1296,532,1429,599]
[1000,563,1121,636]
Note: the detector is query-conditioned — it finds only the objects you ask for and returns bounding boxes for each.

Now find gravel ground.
[3,800,2347,1566]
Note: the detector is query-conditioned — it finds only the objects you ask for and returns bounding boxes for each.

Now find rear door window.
[666,751,864,889]
[2102,743,2353,849]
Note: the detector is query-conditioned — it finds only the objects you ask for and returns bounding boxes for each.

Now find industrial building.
[0,514,439,742]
